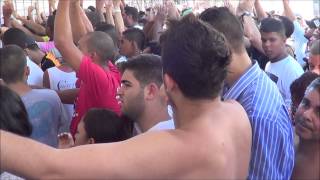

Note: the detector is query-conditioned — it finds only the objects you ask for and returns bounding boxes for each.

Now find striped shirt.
[223,61,295,180]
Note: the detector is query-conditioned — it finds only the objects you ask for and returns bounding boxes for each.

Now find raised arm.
[96,0,107,23]
[254,0,267,21]
[16,15,46,35]
[10,19,45,42]
[105,0,115,26]
[69,0,88,44]
[282,0,295,21]
[237,0,264,53]
[113,0,126,37]
[54,0,83,71]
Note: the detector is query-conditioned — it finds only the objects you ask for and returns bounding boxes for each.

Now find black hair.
[161,14,231,99]
[200,7,244,54]
[83,108,130,143]
[125,6,139,22]
[85,11,100,28]
[95,23,119,48]
[47,14,55,32]
[260,17,286,37]
[0,84,32,137]
[85,31,115,62]
[121,54,163,87]
[277,16,294,38]
[0,45,27,84]
[2,28,28,49]
[290,72,319,117]
[123,28,145,51]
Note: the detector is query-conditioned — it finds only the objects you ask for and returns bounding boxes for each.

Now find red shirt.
[70,56,121,136]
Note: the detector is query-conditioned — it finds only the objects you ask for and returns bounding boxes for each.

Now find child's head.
[74,108,129,146]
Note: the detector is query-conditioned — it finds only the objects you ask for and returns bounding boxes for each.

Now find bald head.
[82,31,115,62]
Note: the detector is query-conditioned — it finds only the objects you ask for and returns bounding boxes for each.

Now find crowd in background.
[0,0,319,179]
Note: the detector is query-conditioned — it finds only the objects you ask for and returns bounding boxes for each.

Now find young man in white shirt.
[260,17,304,109]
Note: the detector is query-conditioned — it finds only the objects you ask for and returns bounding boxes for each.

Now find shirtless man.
[0,10,252,180]
[292,78,320,179]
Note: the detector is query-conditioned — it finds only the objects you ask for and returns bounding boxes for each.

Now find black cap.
[306,18,320,29]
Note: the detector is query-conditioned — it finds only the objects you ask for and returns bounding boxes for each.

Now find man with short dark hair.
[260,17,304,108]
[2,28,44,86]
[123,6,142,29]
[0,14,252,179]
[0,45,68,147]
[292,78,320,180]
[119,28,145,59]
[200,7,295,180]
[54,0,121,136]
[117,54,174,132]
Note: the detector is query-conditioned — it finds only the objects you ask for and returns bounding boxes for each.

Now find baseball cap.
[306,18,320,29]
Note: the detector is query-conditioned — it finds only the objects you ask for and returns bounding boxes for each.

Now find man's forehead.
[305,89,320,106]
[121,70,138,83]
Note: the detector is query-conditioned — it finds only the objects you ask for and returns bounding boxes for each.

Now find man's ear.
[144,83,159,100]
[25,66,30,78]
[88,138,95,144]
[163,74,176,93]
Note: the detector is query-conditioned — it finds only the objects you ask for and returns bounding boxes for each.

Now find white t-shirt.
[47,66,77,122]
[148,119,175,132]
[292,20,308,67]
[26,56,43,87]
[265,55,304,109]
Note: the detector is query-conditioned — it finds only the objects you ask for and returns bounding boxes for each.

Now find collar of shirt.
[223,61,261,100]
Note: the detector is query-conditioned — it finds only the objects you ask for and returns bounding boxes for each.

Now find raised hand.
[223,0,236,15]
[58,132,74,149]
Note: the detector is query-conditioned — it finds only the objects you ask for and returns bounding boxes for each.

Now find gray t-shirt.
[21,89,69,147]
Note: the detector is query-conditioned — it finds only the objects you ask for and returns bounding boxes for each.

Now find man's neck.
[298,139,320,156]
[226,52,252,87]
[7,82,32,96]
[173,97,221,129]
[270,52,288,63]
[138,104,170,132]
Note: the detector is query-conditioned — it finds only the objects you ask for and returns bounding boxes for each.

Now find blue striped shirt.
[223,61,295,180]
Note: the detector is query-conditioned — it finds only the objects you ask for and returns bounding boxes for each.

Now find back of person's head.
[0,84,32,137]
[290,72,319,117]
[2,28,28,49]
[121,54,163,87]
[95,23,119,48]
[83,108,129,143]
[123,28,145,51]
[310,40,320,55]
[199,7,244,53]
[260,17,286,38]
[85,11,100,29]
[0,45,27,84]
[125,6,139,22]
[84,31,115,62]
[162,14,231,99]
[277,16,294,38]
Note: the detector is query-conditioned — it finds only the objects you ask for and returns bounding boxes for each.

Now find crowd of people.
[0,0,319,179]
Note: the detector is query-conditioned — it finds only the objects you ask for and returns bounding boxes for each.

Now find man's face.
[295,88,320,141]
[308,54,320,74]
[117,70,145,121]
[123,13,133,27]
[261,32,286,61]
[74,118,89,146]
[119,37,134,58]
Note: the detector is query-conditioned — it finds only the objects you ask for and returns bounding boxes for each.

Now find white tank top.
[47,67,77,122]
